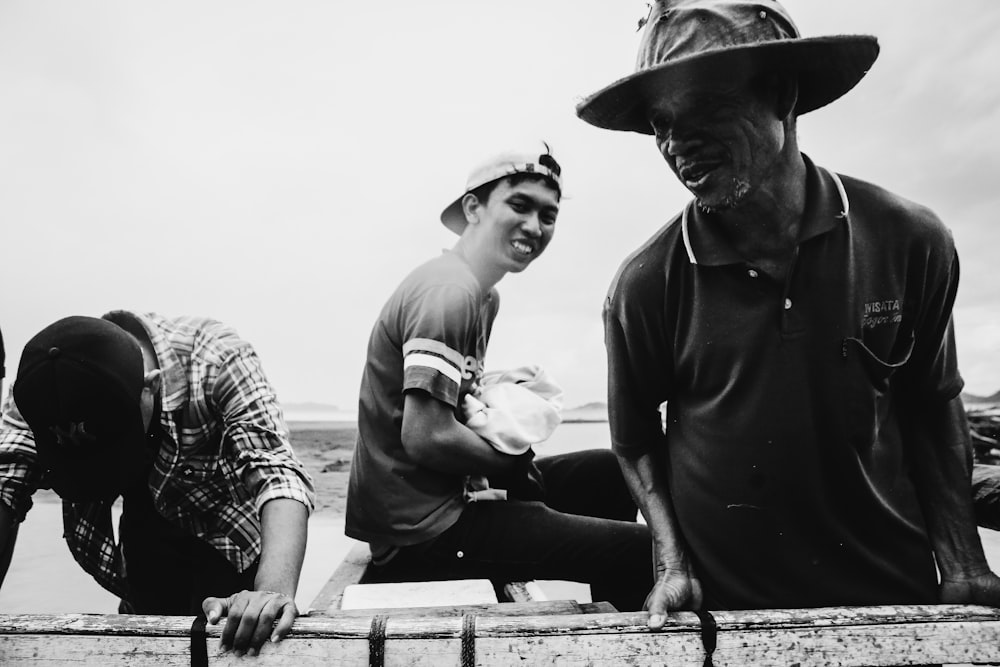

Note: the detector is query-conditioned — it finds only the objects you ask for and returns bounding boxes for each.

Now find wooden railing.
[2,604,1000,665]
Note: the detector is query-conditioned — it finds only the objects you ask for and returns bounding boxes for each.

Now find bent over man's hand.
[203,589,298,657]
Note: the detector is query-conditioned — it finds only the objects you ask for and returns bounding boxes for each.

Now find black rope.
[694,609,718,667]
[369,613,388,667]
[461,613,477,667]
[189,613,208,667]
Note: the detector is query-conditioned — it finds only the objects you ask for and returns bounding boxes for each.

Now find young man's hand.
[202,589,297,657]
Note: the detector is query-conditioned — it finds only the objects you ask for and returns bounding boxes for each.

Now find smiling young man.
[345,143,653,610]
[576,0,1000,628]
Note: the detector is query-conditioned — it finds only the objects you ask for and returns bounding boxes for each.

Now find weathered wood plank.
[0,636,370,667]
[4,606,1000,665]
[475,620,1000,666]
[502,580,548,602]
[326,600,585,620]
[6,605,1000,637]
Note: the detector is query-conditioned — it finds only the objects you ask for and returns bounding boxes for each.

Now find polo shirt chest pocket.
[841,333,914,450]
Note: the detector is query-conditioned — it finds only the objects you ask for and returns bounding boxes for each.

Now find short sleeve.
[604,282,672,458]
[400,283,482,408]
[900,247,964,402]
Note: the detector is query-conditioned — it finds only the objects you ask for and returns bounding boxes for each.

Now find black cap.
[14,316,149,501]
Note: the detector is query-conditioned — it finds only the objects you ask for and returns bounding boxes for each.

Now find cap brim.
[576,35,879,134]
[440,197,467,235]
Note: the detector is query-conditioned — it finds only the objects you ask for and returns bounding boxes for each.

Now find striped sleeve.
[400,283,480,407]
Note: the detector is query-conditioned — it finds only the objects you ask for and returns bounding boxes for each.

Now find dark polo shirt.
[606,155,963,609]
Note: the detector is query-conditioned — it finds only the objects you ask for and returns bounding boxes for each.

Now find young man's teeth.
[512,241,532,255]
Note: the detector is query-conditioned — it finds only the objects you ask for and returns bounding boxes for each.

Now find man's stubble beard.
[695,178,751,214]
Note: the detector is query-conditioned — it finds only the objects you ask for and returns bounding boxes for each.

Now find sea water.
[538,421,612,456]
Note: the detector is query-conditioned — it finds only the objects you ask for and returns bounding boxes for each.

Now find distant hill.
[562,402,608,423]
[283,402,357,422]
[964,391,1000,405]
[284,401,609,422]
[284,402,342,413]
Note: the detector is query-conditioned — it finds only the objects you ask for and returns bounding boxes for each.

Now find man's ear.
[461,192,482,226]
[143,369,162,396]
[774,76,798,125]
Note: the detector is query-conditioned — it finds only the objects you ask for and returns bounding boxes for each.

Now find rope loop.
[369,613,389,667]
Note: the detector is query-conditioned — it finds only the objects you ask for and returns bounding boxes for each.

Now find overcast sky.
[2,0,998,414]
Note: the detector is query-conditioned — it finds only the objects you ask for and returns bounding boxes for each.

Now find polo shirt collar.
[681,153,850,266]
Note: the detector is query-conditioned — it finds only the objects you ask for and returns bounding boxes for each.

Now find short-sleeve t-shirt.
[346,251,499,546]
[605,156,963,610]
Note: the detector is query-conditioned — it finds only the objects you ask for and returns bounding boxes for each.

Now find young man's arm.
[616,449,702,628]
[401,390,528,476]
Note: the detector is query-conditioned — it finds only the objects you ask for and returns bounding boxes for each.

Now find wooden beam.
[501,581,549,603]
[2,605,1000,665]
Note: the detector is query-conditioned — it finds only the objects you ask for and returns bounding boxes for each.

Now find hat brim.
[440,197,467,235]
[576,35,879,134]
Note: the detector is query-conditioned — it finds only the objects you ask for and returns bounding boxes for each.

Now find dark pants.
[367,449,653,611]
[118,484,257,615]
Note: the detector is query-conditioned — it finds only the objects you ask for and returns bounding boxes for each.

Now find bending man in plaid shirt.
[0,311,315,657]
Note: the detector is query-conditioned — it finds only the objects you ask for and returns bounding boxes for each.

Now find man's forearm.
[410,422,525,475]
[254,498,308,597]
[908,395,991,580]
[617,450,691,570]
[401,391,525,476]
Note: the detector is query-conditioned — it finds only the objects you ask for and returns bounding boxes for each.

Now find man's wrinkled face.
[647,76,786,212]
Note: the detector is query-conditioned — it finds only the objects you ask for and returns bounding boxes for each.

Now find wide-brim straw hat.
[576,0,880,134]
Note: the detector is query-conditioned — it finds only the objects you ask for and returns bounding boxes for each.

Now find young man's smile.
[467,178,560,275]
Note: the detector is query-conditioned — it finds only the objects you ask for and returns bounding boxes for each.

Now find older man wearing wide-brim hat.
[578,0,1000,629]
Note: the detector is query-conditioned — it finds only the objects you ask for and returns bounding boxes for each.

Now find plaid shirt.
[0,311,315,599]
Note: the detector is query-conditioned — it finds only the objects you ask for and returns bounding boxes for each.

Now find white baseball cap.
[440,140,563,235]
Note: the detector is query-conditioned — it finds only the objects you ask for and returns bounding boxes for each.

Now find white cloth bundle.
[462,365,564,455]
